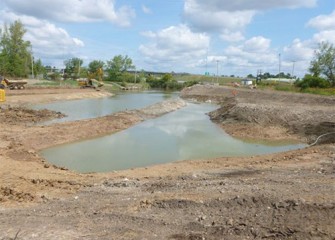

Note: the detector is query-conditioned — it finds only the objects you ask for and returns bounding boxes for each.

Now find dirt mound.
[208,97,335,143]
[182,85,335,144]
[181,84,335,106]
[137,98,186,118]
[0,106,65,124]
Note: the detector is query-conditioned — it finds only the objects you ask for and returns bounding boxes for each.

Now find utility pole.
[291,61,295,78]
[31,46,34,79]
[256,69,262,83]
[216,60,219,83]
[290,60,296,84]
[31,56,34,79]
[78,60,81,78]
[278,53,281,82]
[205,48,208,76]
[278,53,281,75]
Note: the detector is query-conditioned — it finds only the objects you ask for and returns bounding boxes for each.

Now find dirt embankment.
[5,87,114,105]
[0,88,186,206]
[181,84,335,144]
[0,86,335,239]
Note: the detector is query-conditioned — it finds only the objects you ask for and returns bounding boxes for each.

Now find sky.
[0,0,334,78]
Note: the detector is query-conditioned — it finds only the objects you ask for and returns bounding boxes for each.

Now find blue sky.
[0,0,334,77]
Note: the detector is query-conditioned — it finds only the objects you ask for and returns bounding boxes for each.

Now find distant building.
[266,78,294,83]
[241,79,253,85]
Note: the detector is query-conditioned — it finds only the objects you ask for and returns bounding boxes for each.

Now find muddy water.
[33,91,178,123]
[41,102,306,173]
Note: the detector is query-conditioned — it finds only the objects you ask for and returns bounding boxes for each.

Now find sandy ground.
[0,85,334,239]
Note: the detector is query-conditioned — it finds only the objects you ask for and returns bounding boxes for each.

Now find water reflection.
[33,91,178,123]
[42,103,306,173]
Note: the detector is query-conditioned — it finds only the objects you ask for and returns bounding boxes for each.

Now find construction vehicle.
[0,76,27,90]
[77,78,104,88]
[0,89,5,102]
[77,68,104,89]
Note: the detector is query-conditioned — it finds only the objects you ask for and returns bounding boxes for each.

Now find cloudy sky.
[0,0,334,77]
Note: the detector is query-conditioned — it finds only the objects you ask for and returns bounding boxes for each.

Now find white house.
[241,79,253,86]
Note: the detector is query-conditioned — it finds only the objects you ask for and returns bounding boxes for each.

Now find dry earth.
[0,85,334,240]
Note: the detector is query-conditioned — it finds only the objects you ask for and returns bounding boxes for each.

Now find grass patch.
[33,79,78,87]
[274,84,297,92]
[247,80,335,96]
[301,87,335,96]
[175,74,240,85]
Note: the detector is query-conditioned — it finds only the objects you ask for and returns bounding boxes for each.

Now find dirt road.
[0,86,334,239]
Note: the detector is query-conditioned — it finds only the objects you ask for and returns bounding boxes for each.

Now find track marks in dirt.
[0,187,35,203]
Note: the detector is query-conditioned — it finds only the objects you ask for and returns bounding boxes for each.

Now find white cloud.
[281,10,335,77]
[142,5,152,14]
[225,36,274,60]
[312,30,335,45]
[184,0,255,32]
[282,39,315,77]
[0,10,85,66]
[307,10,335,31]
[220,36,279,75]
[283,39,315,62]
[139,25,210,70]
[306,11,335,45]
[244,36,271,53]
[220,31,245,42]
[184,0,317,42]
[187,0,316,12]
[179,0,320,76]
[3,0,135,27]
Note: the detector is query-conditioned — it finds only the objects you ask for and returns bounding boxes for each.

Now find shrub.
[295,75,330,89]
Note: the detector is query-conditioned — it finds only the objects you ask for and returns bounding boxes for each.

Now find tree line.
[247,72,294,80]
[0,20,137,82]
[61,55,135,82]
[1,21,334,89]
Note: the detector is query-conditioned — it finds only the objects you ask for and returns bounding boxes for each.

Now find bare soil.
[0,85,334,240]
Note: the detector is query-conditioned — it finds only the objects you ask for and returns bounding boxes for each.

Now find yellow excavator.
[78,68,104,89]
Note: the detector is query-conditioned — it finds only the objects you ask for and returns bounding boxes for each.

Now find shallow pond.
[41,102,306,173]
[33,91,178,124]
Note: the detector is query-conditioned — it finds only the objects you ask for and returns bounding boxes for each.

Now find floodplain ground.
[0,84,334,239]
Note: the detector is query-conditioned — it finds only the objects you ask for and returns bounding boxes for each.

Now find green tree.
[162,73,173,82]
[87,60,104,81]
[106,55,135,81]
[295,74,330,89]
[88,60,105,74]
[138,70,146,82]
[262,72,273,79]
[33,59,46,78]
[64,57,83,79]
[0,20,32,77]
[309,42,335,87]
[146,73,183,90]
